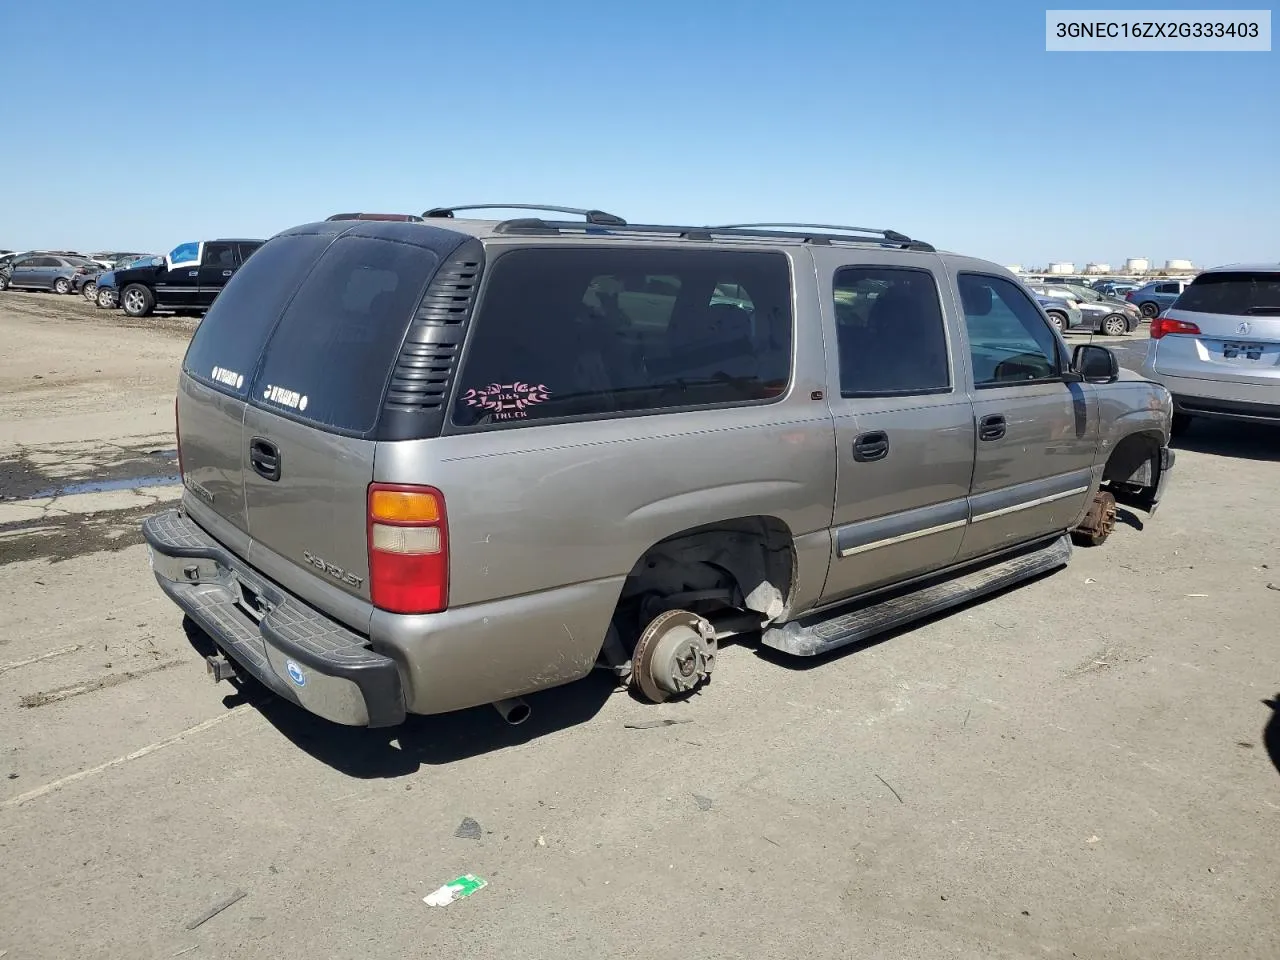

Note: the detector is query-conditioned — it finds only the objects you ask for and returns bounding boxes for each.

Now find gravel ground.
[1,292,1277,960]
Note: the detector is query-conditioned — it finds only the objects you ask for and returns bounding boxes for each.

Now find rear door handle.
[979,415,1007,442]
[853,430,889,462]
[222,269,233,277]
[249,437,281,481]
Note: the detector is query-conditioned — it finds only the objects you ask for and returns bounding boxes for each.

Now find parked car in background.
[99,239,264,317]
[1127,280,1191,319]
[1027,283,1137,335]
[1095,280,1141,298]
[1,254,99,294]
[1032,294,1083,333]
[1048,282,1142,333]
[1141,264,1280,435]
[85,255,158,303]
[70,260,107,297]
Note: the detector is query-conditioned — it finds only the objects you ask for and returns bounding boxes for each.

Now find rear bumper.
[1174,394,1280,424]
[1140,365,1280,420]
[142,509,406,728]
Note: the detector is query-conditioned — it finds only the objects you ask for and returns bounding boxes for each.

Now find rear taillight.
[75,267,87,275]
[367,483,448,614]
[1150,317,1201,339]
[175,397,184,479]
[1125,291,1134,301]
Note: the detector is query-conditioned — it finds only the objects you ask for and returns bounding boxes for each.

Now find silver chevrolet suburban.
[143,205,1176,729]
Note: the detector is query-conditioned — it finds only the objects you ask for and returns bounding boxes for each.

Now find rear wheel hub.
[630,609,717,703]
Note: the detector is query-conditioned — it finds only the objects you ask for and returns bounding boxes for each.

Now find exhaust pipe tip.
[492,697,531,725]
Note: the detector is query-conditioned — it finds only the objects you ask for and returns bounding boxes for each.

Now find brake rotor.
[629,609,717,703]
[1073,490,1118,547]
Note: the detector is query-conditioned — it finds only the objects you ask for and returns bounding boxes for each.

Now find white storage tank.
[1165,258,1194,271]
[1048,261,1075,274]
[1085,263,1111,274]
[1125,257,1150,273]
[1006,264,1023,274]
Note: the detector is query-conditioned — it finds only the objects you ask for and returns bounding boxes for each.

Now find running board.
[762,535,1072,657]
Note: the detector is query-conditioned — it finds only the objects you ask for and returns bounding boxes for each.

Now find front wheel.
[96,287,116,309]
[120,284,154,317]
[0,274,8,291]
[53,277,71,295]
[1102,314,1128,337]
[1046,311,1067,333]
[1139,301,1161,319]
[81,281,97,300]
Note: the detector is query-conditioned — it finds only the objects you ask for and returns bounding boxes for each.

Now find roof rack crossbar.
[713,222,916,243]
[422,204,626,226]
[491,219,934,251]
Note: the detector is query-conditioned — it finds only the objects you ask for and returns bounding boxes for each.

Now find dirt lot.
[1,291,1278,960]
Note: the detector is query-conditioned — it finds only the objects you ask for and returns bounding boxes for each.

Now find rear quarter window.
[249,236,440,434]
[451,247,793,428]
[1173,272,1280,316]
[182,233,334,399]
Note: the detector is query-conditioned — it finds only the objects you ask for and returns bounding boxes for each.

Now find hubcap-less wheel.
[1140,301,1160,319]
[1072,490,1118,547]
[1047,312,1066,333]
[97,288,115,308]
[123,289,146,314]
[54,278,70,294]
[82,281,97,299]
[629,609,717,703]
[1103,316,1127,336]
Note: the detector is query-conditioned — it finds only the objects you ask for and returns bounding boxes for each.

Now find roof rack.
[713,222,917,244]
[490,219,935,252]
[327,212,426,222]
[422,204,627,226]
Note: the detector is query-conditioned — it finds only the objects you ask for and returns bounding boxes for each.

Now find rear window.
[183,233,333,399]
[452,247,792,427]
[1173,271,1280,316]
[251,236,440,434]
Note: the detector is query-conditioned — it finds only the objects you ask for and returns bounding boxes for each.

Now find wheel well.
[1103,430,1163,489]
[613,516,795,642]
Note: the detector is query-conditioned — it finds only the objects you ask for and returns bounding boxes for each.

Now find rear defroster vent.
[378,238,485,440]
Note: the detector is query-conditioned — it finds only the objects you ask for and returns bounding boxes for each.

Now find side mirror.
[1071,343,1119,383]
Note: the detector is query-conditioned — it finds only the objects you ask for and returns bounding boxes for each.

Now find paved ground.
[1,293,1277,959]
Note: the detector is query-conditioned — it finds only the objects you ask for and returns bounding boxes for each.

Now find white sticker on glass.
[261,384,309,411]
[211,366,244,389]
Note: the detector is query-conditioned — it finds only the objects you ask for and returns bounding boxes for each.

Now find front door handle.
[249,437,281,481]
[979,414,1007,442]
[222,269,233,277]
[853,430,889,462]
[188,270,198,277]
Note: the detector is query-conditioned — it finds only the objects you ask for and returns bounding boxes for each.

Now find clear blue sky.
[1,0,1275,268]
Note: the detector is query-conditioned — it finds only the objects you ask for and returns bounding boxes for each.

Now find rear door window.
[452,247,793,427]
[833,266,950,396]
[1173,272,1280,316]
[202,242,236,267]
[182,233,334,399]
[250,237,439,434]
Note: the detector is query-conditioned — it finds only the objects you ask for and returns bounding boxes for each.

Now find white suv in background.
[1141,264,1280,435]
